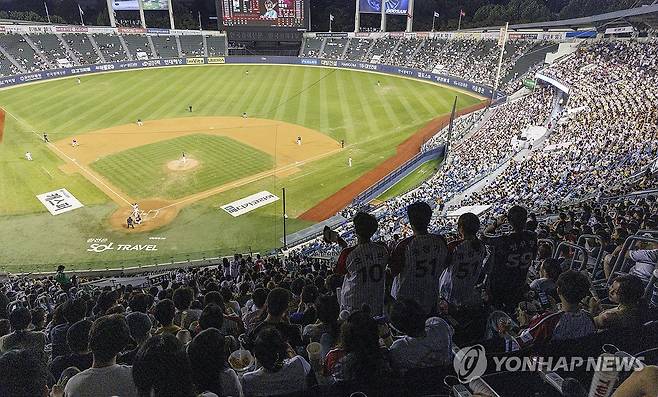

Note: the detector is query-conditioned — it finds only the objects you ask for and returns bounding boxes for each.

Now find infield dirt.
[50,117,341,232]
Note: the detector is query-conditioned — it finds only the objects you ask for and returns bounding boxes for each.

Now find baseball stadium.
[0,0,657,395]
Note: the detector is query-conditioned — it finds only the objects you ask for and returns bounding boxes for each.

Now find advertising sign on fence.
[36,188,84,216]
[221,191,279,217]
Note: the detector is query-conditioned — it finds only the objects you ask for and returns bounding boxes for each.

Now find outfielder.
[25,152,33,161]
[348,157,353,167]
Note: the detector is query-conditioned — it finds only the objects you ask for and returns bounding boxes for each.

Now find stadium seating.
[179,35,205,57]
[343,38,372,61]
[28,33,73,67]
[388,37,423,66]
[150,35,181,59]
[0,33,49,72]
[301,35,556,90]
[122,33,154,59]
[300,37,323,57]
[321,38,347,59]
[92,33,130,62]
[62,33,102,65]
[205,35,227,57]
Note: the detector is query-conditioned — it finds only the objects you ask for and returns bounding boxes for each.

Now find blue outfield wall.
[0,56,505,101]
[353,147,443,205]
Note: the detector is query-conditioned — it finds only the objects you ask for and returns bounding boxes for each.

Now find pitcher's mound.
[108,199,179,233]
[167,158,199,171]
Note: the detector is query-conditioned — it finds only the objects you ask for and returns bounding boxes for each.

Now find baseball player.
[188,105,193,112]
[327,212,389,316]
[137,119,143,126]
[341,139,345,149]
[43,133,49,143]
[348,157,353,167]
[181,152,187,164]
[296,136,302,146]
[126,216,135,229]
[135,213,142,225]
[76,77,81,85]
[72,138,79,147]
[245,69,249,76]
[438,212,486,309]
[131,203,140,219]
[377,80,381,87]
[390,201,448,316]
[242,112,248,119]
[25,152,33,161]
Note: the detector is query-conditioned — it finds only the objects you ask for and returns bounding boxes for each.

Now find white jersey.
[390,234,448,315]
[230,260,240,279]
[439,239,486,307]
[336,242,389,315]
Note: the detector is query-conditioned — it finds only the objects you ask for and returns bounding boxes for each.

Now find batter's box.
[141,209,160,221]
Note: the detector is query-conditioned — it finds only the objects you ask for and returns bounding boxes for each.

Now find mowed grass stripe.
[90,134,274,200]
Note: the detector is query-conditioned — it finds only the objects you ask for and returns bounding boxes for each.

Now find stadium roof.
[469,4,658,31]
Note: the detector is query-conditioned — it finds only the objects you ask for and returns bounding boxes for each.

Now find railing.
[0,248,257,278]
[604,234,658,286]
[554,241,589,271]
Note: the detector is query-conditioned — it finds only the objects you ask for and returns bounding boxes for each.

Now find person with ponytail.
[439,212,487,309]
[187,328,243,397]
[241,328,311,396]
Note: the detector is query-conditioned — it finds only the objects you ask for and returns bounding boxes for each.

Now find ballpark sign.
[221,191,279,217]
[36,188,84,215]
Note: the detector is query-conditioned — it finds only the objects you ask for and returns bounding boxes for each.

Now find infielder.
[296,136,302,146]
[137,119,143,126]
[25,152,33,161]
[72,138,79,147]
[43,133,49,143]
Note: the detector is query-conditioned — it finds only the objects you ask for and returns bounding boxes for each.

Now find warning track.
[299,102,489,222]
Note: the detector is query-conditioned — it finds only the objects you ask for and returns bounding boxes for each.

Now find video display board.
[359,0,409,15]
[218,0,308,29]
[112,0,169,11]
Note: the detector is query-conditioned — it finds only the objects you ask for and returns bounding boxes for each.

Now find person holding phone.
[324,212,389,316]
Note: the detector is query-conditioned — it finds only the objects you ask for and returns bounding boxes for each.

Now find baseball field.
[0,64,483,272]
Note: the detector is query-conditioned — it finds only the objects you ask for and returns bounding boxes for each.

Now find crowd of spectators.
[0,195,656,396]
[462,40,658,214]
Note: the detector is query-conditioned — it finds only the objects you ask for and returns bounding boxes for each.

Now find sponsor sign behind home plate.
[36,188,84,215]
[221,191,279,217]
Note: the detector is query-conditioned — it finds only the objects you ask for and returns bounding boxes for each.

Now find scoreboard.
[217,0,308,29]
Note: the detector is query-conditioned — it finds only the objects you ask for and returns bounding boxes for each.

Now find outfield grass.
[0,65,481,269]
[91,134,273,200]
[377,158,442,202]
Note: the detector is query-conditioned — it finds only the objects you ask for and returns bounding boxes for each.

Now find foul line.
[155,145,346,212]
[3,109,132,206]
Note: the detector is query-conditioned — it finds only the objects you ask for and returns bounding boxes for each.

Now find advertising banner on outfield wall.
[0,56,504,100]
[221,191,279,217]
[36,188,84,216]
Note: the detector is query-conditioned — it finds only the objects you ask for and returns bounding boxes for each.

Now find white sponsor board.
[221,191,279,217]
[36,188,84,216]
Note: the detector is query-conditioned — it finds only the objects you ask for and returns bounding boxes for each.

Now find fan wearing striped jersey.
[327,212,389,316]
[390,202,449,316]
